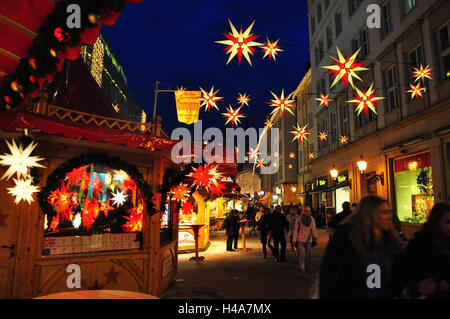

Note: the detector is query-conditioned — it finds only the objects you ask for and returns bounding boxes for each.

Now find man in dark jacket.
[223,212,236,251]
[328,202,353,232]
[257,207,271,259]
[269,205,289,262]
[232,210,240,250]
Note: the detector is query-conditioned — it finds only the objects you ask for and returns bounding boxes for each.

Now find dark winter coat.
[223,214,237,236]
[268,212,288,238]
[257,214,270,238]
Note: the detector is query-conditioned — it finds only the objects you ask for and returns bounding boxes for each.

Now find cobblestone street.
[163,229,329,299]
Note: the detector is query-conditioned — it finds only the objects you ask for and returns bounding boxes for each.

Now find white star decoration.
[111,190,128,207]
[8,178,40,204]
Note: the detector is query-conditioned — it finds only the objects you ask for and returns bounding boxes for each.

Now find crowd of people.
[221,197,450,299]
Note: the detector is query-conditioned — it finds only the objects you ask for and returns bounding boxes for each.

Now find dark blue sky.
[103,0,310,134]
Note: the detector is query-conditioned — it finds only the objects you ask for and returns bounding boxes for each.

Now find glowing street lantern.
[175,89,201,124]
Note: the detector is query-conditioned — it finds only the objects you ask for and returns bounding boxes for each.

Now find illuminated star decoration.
[291,124,310,143]
[111,190,128,207]
[340,136,349,145]
[215,20,263,66]
[237,93,251,107]
[264,119,273,129]
[322,47,369,90]
[262,38,283,61]
[222,105,244,126]
[210,180,227,197]
[316,94,332,107]
[175,86,186,97]
[171,184,190,202]
[7,178,39,204]
[122,206,144,232]
[199,87,223,112]
[99,199,115,218]
[180,200,195,216]
[407,83,425,100]
[319,132,328,141]
[309,153,315,160]
[248,148,260,161]
[348,84,385,118]
[112,103,120,113]
[189,165,222,191]
[0,139,45,180]
[289,153,296,159]
[268,89,296,118]
[66,165,89,184]
[412,65,432,84]
[256,159,264,168]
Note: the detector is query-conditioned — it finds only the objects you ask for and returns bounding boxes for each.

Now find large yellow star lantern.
[222,105,244,127]
[407,83,425,100]
[8,178,40,204]
[215,20,263,66]
[412,65,432,84]
[262,38,283,61]
[268,89,296,118]
[347,84,385,118]
[237,93,251,107]
[322,47,369,90]
[291,124,310,143]
[316,94,332,107]
[200,86,223,112]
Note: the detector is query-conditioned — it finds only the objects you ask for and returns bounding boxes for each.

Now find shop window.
[43,164,144,255]
[439,24,450,81]
[394,153,434,223]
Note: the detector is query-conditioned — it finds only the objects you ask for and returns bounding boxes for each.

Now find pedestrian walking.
[223,211,236,252]
[293,205,318,277]
[328,202,353,237]
[319,196,404,299]
[392,203,450,299]
[258,207,271,259]
[287,205,299,253]
[232,210,240,250]
[268,205,289,262]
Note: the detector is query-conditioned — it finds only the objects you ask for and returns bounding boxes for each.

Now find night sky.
[102,0,310,135]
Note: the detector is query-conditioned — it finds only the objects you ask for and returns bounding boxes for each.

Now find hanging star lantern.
[291,124,310,143]
[256,159,264,168]
[248,148,260,161]
[49,216,59,232]
[319,132,328,141]
[348,83,385,118]
[268,89,296,118]
[0,139,45,180]
[222,105,244,126]
[309,153,315,160]
[111,190,128,207]
[245,156,249,162]
[7,178,39,204]
[171,184,190,202]
[175,86,186,97]
[316,94,332,107]
[189,164,222,190]
[262,38,283,61]
[66,165,89,184]
[289,153,296,159]
[99,199,115,218]
[340,136,349,145]
[112,103,120,113]
[210,180,227,197]
[412,65,432,84]
[215,20,263,66]
[82,199,97,231]
[322,47,369,90]
[54,180,75,222]
[180,200,195,216]
[91,174,103,198]
[199,87,223,112]
[122,207,144,233]
[265,119,273,129]
[407,83,425,100]
[237,93,251,107]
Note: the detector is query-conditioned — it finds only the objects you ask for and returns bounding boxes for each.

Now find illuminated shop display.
[394,153,434,223]
[43,164,144,255]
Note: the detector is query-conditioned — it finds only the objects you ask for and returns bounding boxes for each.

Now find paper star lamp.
[54,180,75,222]
[189,164,222,190]
[268,89,296,118]
[222,105,244,126]
[256,159,264,168]
[407,83,425,100]
[99,199,115,218]
[309,153,315,160]
[265,119,274,129]
[0,139,45,180]
[66,165,89,185]
[112,103,120,113]
[237,93,251,107]
[113,170,130,183]
[49,216,59,232]
[412,65,432,84]
[322,47,369,90]
[319,132,328,141]
[111,190,128,207]
[348,83,385,118]
[291,124,310,143]
[122,207,144,233]
[175,86,186,97]
[339,136,349,144]
[215,20,263,66]
[91,174,103,198]
[248,148,260,161]
[200,86,223,112]
[82,199,97,231]
[7,178,39,205]
[289,153,296,159]
[316,94,332,107]
[171,184,190,202]
[210,180,226,197]
[180,200,195,216]
[262,38,283,61]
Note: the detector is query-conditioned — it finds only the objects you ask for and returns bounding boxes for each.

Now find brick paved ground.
[163,228,329,299]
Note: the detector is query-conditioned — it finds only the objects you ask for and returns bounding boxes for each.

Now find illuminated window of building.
[394,153,434,224]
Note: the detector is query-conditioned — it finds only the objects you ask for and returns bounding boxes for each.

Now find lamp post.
[357,155,368,174]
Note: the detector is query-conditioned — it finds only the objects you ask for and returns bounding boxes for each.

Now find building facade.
[305,0,450,231]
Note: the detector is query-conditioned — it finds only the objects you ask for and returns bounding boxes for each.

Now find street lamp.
[291,187,297,193]
[357,155,368,174]
[330,165,339,179]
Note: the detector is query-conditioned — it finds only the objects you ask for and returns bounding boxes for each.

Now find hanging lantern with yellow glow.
[174,88,201,125]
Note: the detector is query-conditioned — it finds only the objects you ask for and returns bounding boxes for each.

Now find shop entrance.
[335,186,350,212]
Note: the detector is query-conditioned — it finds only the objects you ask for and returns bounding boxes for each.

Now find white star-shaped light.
[0,139,45,180]
[8,178,39,204]
[111,190,128,207]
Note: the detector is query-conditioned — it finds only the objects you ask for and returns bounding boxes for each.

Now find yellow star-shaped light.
[308,153,315,160]
[289,153,296,159]
[264,119,273,129]
[407,83,425,100]
[215,20,263,66]
[268,89,296,118]
[348,83,385,118]
[316,94,333,107]
[222,105,244,126]
[0,139,45,181]
[340,136,349,144]
[262,38,283,61]
[256,159,264,168]
[291,124,310,143]
[200,86,223,112]
[322,47,369,90]
[412,65,432,84]
[8,178,39,205]
[112,103,120,113]
[175,86,186,97]
[319,132,328,141]
[237,93,251,107]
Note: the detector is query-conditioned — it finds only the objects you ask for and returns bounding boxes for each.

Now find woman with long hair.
[293,205,318,277]
[319,196,404,299]
[392,203,450,299]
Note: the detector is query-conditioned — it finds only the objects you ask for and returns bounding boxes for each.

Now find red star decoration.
[122,206,144,232]
[210,180,226,197]
[103,267,120,285]
[99,199,115,218]
[82,199,97,231]
[412,65,432,84]
[66,165,89,184]
[189,165,214,188]
[171,184,190,202]
[180,200,195,216]
[91,174,103,198]
[340,136,349,144]
[265,119,273,129]
[49,216,59,231]
[309,153,315,160]
[52,180,75,222]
